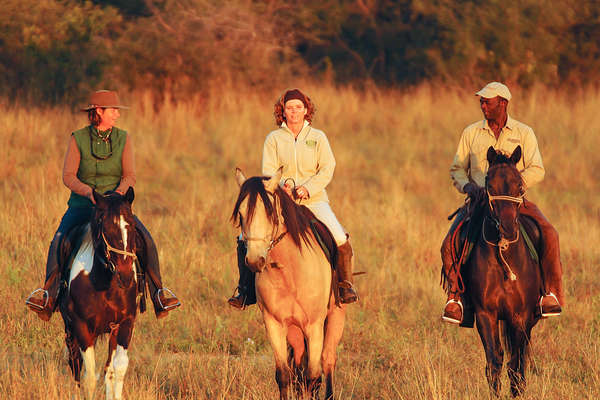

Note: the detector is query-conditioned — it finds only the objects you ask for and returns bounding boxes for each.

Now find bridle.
[241,190,287,254]
[96,213,137,287]
[483,187,524,281]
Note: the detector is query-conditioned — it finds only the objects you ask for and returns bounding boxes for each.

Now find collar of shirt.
[481,114,516,137]
[281,120,310,139]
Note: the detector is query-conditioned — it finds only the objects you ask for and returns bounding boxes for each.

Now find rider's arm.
[450,128,472,193]
[62,135,93,199]
[302,132,335,198]
[115,135,136,194]
[262,132,280,177]
[520,127,545,190]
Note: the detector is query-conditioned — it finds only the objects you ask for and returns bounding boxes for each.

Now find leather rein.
[482,189,524,281]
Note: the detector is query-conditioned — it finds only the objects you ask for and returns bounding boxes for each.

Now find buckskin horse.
[465,146,542,397]
[233,168,346,400]
[59,188,139,400]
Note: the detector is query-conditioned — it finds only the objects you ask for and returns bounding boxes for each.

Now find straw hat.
[81,90,129,111]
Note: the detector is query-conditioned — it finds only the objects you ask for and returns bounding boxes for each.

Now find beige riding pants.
[305,201,348,246]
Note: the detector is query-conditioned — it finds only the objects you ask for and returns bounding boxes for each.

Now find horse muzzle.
[245,255,266,273]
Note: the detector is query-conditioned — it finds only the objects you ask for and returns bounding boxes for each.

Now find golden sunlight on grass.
[1,84,599,399]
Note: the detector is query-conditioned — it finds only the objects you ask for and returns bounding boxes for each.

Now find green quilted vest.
[67,126,128,208]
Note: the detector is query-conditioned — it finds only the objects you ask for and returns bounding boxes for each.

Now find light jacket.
[450,115,545,193]
[262,121,335,204]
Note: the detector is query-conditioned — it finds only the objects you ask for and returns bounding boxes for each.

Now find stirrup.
[156,288,180,311]
[25,288,49,310]
[228,287,248,310]
[442,298,463,324]
[540,292,561,318]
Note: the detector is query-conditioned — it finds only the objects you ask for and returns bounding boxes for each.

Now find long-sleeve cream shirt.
[450,115,545,193]
[262,121,335,204]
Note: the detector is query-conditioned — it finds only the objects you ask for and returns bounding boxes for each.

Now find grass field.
[1,84,599,399]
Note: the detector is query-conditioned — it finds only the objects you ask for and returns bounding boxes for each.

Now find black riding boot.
[228,239,256,309]
[135,216,180,319]
[25,233,63,321]
[336,241,358,304]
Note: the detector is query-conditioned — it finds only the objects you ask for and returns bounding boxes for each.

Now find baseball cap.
[475,82,512,101]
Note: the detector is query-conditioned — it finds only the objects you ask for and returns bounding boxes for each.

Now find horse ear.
[510,145,522,165]
[125,186,134,204]
[264,166,283,193]
[486,146,497,165]
[235,168,246,187]
[93,190,107,209]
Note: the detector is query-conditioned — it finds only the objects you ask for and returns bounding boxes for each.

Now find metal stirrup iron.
[25,288,49,310]
[156,288,180,310]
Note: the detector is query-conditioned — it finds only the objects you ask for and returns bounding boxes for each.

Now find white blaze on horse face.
[119,215,129,256]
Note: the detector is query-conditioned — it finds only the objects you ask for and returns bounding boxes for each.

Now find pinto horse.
[465,146,542,397]
[233,168,346,400]
[59,188,139,400]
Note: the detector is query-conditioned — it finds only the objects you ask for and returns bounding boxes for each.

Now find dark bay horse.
[465,146,542,397]
[60,188,139,400]
[233,168,346,400]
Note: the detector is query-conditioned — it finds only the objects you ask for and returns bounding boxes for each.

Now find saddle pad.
[68,225,94,290]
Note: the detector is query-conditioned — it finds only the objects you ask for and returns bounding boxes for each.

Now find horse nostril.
[258,256,266,269]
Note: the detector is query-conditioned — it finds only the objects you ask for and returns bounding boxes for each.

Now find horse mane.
[231,176,312,249]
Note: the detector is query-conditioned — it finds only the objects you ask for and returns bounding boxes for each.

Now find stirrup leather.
[156,288,180,311]
[540,292,561,318]
[442,298,463,324]
[25,288,49,310]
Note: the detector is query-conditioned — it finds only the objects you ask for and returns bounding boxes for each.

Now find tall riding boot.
[441,233,463,324]
[228,239,256,309]
[538,226,564,317]
[336,241,358,304]
[521,201,563,317]
[25,233,63,321]
[135,217,180,319]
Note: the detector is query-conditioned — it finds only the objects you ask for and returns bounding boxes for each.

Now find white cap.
[475,82,512,101]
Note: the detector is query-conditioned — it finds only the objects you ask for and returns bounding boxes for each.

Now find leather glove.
[463,182,485,203]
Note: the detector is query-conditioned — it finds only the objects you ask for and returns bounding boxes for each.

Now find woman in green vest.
[26,90,180,321]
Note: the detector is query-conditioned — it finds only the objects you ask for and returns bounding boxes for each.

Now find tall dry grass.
[1,84,599,399]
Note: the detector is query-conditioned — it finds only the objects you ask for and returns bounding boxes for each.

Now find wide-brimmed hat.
[81,90,129,111]
[475,82,512,101]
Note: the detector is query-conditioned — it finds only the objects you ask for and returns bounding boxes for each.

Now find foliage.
[2,0,600,104]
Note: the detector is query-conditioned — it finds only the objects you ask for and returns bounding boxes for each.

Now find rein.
[483,189,524,281]
[100,230,137,288]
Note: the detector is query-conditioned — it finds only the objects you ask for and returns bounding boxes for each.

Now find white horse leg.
[105,349,115,400]
[263,314,290,400]
[80,347,96,400]
[111,345,129,400]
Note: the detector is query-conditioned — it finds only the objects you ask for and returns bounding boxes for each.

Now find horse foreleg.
[322,306,346,400]
[107,320,133,400]
[264,315,291,400]
[476,312,503,396]
[287,325,307,396]
[506,324,531,397]
[80,346,97,400]
[305,322,326,399]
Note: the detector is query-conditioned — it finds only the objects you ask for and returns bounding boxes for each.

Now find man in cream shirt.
[441,82,564,324]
